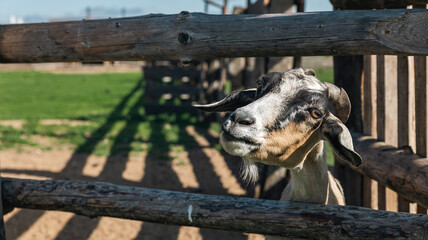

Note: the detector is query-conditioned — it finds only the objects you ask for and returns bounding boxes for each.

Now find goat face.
[194,68,361,176]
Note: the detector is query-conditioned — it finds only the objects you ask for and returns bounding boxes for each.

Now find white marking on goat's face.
[221,68,328,168]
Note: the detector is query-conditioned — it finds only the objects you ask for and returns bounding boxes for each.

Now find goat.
[194,68,362,206]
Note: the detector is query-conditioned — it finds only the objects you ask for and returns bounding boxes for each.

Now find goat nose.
[232,110,255,126]
[222,119,232,131]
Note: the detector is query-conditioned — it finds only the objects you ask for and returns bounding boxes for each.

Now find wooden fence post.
[333,55,363,206]
[376,55,400,211]
[362,55,378,209]
[414,54,428,214]
[414,3,428,215]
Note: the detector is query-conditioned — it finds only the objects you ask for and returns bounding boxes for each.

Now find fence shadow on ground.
[2,77,255,240]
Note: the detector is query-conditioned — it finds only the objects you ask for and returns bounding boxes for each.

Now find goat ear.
[322,114,362,167]
[192,88,257,112]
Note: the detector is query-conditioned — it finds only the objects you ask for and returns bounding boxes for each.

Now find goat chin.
[220,132,259,157]
[220,132,260,185]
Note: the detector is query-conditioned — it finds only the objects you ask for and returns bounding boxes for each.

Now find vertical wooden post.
[333,55,363,206]
[396,55,415,212]
[414,55,428,214]
[385,55,399,212]
[413,2,428,215]
[362,55,378,209]
[376,55,399,212]
[376,55,387,210]
[362,55,377,138]
[414,56,427,157]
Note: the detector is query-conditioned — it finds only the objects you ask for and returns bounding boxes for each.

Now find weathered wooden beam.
[2,178,428,239]
[343,131,428,209]
[0,9,427,63]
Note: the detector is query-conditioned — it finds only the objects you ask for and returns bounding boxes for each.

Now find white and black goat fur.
[194,68,362,205]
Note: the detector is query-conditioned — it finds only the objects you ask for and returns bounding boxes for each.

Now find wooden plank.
[384,55,399,212]
[378,185,386,210]
[376,55,386,142]
[2,178,428,238]
[1,10,428,63]
[384,56,398,146]
[397,55,412,212]
[376,55,387,210]
[408,56,417,152]
[414,55,428,214]
[362,55,378,209]
[397,56,411,147]
[362,175,378,209]
[333,56,363,206]
[413,0,428,217]
[342,132,428,209]
[414,56,427,157]
[363,55,377,137]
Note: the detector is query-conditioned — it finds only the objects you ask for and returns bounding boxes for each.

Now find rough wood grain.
[362,55,379,210]
[333,56,363,206]
[0,9,428,63]
[376,55,386,142]
[397,55,412,213]
[2,178,428,239]
[341,131,428,209]
[384,55,399,212]
[363,55,377,138]
[376,55,387,211]
[414,56,427,157]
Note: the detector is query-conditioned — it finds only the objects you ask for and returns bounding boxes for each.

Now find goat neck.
[281,141,345,205]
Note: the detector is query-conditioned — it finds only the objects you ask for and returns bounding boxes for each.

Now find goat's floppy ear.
[322,114,362,167]
[193,88,257,112]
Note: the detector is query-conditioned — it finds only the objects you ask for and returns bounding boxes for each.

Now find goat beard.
[240,159,259,185]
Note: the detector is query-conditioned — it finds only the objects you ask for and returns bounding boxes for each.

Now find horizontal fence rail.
[346,131,428,209]
[2,178,428,239]
[0,9,427,63]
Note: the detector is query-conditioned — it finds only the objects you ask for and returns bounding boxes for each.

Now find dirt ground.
[1,123,265,240]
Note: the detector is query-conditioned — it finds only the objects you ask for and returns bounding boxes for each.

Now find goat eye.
[256,81,263,88]
[310,109,322,119]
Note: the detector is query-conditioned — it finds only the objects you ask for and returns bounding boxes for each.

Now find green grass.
[0,68,335,165]
[315,68,334,84]
[0,71,142,120]
[0,69,203,158]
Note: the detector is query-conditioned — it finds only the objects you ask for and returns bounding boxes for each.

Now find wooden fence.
[2,178,428,239]
[335,54,428,214]
[1,8,428,238]
[0,10,427,63]
[330,3,428,216]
